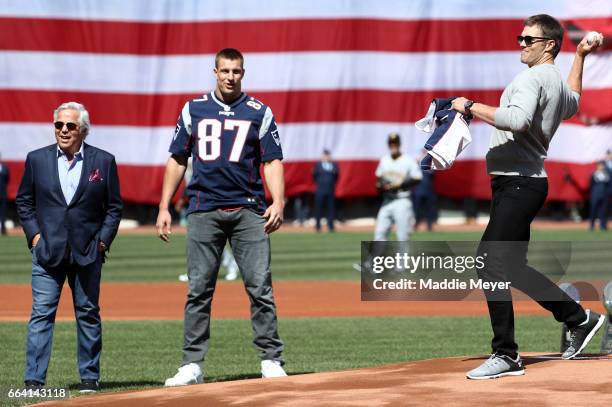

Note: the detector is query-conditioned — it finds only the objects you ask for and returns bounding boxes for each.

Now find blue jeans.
[24,249,102,384]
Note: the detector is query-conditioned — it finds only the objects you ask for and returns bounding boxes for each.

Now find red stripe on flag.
[1,89,608,126]
[0,17,523,53]
[2,17,609,54]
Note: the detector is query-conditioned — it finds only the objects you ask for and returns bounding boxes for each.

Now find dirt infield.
[34,353,612,407]
[5,281,609,406]
[0,281,606,321]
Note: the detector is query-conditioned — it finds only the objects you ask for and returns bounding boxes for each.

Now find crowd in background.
[0,149,611,234]
[289,149,612,232]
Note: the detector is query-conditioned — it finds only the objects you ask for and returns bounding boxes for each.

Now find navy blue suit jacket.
[0,162,9,200]
[16,143,123,267]
[313,161,339,194]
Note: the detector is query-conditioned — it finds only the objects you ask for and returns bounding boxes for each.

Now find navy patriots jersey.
[169,91,283,214]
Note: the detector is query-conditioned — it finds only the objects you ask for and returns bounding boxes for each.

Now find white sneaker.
[178,274,188,282]
[225,265,239,281]
[261,360,287,378]
[164,363,203,386]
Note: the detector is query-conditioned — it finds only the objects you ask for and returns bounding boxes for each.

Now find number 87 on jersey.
[168,92,283,210]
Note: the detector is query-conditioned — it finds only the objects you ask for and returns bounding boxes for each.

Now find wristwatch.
[464,100,475,114]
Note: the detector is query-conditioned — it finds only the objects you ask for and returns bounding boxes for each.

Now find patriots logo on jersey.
[271,129,281,146]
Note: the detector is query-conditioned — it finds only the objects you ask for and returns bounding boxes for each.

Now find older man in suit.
[16,102,122,393]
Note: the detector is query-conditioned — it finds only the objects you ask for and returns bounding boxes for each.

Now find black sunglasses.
[517,35,553,46]
[54,121,79,131]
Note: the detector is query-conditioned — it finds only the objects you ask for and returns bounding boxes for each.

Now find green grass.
[0,230,609,284]
[0,316,606,406]
[1,229,609,405]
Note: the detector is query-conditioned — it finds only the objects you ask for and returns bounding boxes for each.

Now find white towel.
[426,114,471,170]
[415,101,438,133]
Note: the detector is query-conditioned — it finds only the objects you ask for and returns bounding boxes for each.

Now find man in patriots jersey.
[156,48,287,386]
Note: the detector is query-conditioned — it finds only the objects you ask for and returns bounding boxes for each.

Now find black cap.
[388,132,400,145]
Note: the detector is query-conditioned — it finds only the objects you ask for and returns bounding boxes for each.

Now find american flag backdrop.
[0,0,610,204]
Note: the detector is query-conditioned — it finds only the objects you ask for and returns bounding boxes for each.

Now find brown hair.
[215,48,244,68]
[524,14,564,58]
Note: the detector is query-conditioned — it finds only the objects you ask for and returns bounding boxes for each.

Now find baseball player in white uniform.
[374,133,423,241]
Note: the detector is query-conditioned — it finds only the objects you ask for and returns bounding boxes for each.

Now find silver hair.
[53,102,91,137]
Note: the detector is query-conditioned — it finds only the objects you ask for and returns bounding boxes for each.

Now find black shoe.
[561,309,605,359]
[79,379,99,393]
[24,380,43,390]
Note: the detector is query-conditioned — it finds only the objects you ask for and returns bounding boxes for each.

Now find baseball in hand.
[586,31,603,46]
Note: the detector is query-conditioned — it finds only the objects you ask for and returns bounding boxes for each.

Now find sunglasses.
[54,121,79,131]
[517,35,553,46]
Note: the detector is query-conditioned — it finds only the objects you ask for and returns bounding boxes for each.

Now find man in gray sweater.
[451,14,605,379]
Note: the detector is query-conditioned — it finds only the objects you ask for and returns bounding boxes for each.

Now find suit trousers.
[478,176,586,357]
[0,196,6,234]
[182,208,284,366]
[589,194,608,230]
[25,249,102,383]
[314,190,336,231]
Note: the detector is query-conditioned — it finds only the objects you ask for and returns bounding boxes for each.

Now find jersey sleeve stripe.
[259,106,274,139]
[181,101,192,135]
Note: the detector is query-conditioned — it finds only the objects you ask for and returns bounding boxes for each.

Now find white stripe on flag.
[2,122,610,165]
[1,51,610,94]
[0,0,608,22]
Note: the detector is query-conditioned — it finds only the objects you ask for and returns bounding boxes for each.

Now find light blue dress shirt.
[57,144,84,204]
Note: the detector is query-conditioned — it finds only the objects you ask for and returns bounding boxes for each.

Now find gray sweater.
[486,64,580,177]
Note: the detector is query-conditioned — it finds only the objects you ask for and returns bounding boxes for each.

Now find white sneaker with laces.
[261,360,287,378]
[164,363,203,386]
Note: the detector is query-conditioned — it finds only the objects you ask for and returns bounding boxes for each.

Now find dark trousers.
[478,176,586,357]
[292,194,309,226]
[314,190,335,231]
[0,197,6,235]
[589,195,608,230]
[413,193,436,231]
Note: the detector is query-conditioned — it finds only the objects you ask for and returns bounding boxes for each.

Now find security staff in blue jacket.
[589,160,609,231]
[313,150,339,232]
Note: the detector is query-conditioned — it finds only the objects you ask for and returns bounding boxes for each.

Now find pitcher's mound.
[36,353,612,406]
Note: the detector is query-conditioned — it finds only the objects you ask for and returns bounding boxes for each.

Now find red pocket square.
[88,169,103,182]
